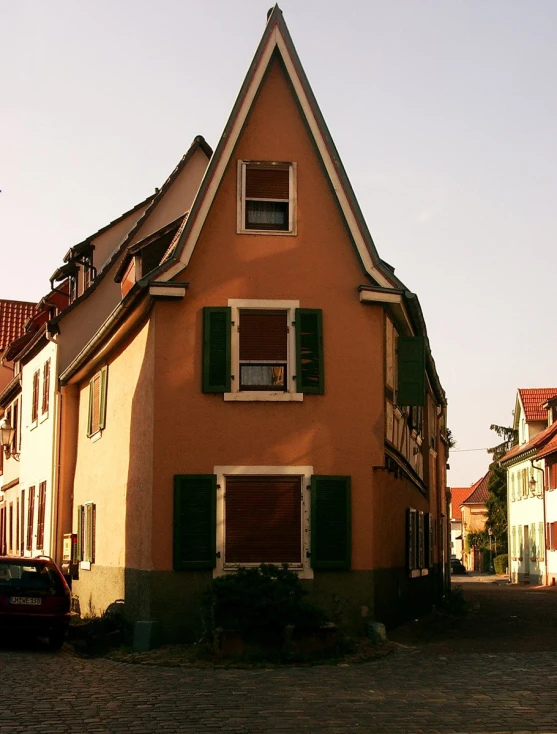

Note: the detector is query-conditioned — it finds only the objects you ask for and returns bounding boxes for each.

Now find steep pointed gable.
[154,5,394,288]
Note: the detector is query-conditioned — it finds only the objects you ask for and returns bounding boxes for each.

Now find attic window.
[238,161,296,235]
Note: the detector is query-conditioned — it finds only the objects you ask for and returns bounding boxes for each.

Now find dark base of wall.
[73,564,446,643]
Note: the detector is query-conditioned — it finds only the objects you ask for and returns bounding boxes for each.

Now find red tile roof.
[531,426,557,461]
[463,472,490,505]
[0,299,37,352]
[450,486,476,521]
[519,388,557,422]
[502,420,557,463]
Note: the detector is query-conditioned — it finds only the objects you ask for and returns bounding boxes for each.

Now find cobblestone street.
[1,581,557,734]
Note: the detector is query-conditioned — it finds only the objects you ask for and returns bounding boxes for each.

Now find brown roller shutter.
[239,311,287,361]
[225,475,301,564]
[245,166,289,200]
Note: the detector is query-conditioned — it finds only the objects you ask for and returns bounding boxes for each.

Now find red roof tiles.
[450,486,475,521]
[0,299,37,352]
[519,388,557,422]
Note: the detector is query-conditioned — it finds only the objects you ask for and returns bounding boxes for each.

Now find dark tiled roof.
[0,299,37,351]
[519,388,557,422]
[462,472,490,505]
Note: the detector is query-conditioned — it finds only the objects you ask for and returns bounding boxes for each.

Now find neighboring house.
[502,388,557,585]
[59,7,448,641]
[460,474,490,571]
[0,137,210,564]
[0,299,36,394]
[449,485,476,560]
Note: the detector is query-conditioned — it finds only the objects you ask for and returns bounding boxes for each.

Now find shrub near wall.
[494,554,508,575]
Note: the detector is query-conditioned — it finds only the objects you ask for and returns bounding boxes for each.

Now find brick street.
[1,581,557,734]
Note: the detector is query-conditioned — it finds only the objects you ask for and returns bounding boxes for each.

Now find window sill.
[216,562,313,580]
[224,392,303,402]
[29,420,38,431]
[88,430,103,443]
[237,228,297,237]
[39,411,49,424]
[80,561,91,571]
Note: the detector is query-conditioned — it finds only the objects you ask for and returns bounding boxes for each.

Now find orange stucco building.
[59,7,448,640]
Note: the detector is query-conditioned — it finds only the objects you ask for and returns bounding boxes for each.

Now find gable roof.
[517,388,557,423]
[152,5,395,290]
[450,486,477,521]
[462,473,490,505]
[501,420,557,464]
[0,299,37,352]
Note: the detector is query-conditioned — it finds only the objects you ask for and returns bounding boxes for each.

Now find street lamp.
[0,417,17,460]
[488,527,495,574]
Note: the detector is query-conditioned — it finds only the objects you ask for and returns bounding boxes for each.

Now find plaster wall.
[18,339,58,557]
[150,56,385,575]
[71,318,155,613]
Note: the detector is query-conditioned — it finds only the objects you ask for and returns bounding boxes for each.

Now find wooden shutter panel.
[174,474,217,570]
[407,508,416,571]
[239,311,287,360]
[202,307,231,393]
[26,486,35,551]
[225,476,301,563]
[99,367,108,431]
[76,505,83,562]
[397,336,425,407]
[32,371,39,421]
[42,360,50,414]
[310,475,351,569]
[86,504,96,563]
[245,166,289,200]
[36,482,46,549]
[426,512,434,568]
[295,309,324,394]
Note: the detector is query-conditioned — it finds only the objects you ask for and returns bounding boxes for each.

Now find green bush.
[494,554,508,575]
[202,564,327,647]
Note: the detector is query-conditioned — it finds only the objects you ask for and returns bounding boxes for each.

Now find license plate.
[9,597,42,606]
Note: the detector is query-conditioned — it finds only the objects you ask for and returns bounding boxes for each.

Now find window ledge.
[29,420,38,431]
[224,392,304,402]
[39,411,49,424]
[80,561,91,571]
[237,228,297,237]
[88,430,103,443]
[409,569,421,578]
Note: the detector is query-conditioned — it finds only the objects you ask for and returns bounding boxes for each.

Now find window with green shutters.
[397,336,425,407]
[310,475,351,569]
[202,304,324,397]
[174,474,217,570]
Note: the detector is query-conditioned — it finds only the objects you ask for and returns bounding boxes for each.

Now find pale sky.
[2,1,557,487]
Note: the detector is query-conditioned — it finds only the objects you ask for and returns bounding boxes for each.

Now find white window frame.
[237,161,297,236]
[224,299,303,402]
[214,465,313,579]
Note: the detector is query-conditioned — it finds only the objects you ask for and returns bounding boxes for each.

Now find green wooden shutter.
[99,367,108,430]
[174,474,217,570]
[76,505,83,563]
[310,475,351,569]
[295,309,324,394]
[427,512,434,568]
[397,336,425,407]
[202,307,231,393]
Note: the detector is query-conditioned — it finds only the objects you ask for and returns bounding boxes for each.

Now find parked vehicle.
[0,556,71,648]
[450,557,467,575]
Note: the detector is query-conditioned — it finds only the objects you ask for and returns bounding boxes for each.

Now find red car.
[0,556,71,649]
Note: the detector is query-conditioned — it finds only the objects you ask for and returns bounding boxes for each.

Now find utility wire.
[450,447,491,453]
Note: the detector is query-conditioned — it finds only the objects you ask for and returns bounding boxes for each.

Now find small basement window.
[238,161,296,234]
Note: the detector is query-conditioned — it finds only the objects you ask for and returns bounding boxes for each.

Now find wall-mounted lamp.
[529,473,542,498]
[0,417,19,461]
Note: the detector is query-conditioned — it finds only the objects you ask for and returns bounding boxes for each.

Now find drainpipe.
[530,460,547,586]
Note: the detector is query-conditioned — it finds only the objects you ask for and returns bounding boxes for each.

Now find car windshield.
[0,561,63,592]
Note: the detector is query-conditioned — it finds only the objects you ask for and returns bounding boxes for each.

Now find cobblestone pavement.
[2,583,557,734]
[2,645,557,733]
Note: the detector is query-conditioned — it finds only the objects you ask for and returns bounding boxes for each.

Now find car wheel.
[48,630,66,650]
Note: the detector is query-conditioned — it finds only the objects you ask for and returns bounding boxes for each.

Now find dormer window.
[238,161,296,234]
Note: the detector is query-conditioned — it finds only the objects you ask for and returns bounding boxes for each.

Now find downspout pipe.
[530,460,547,586]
